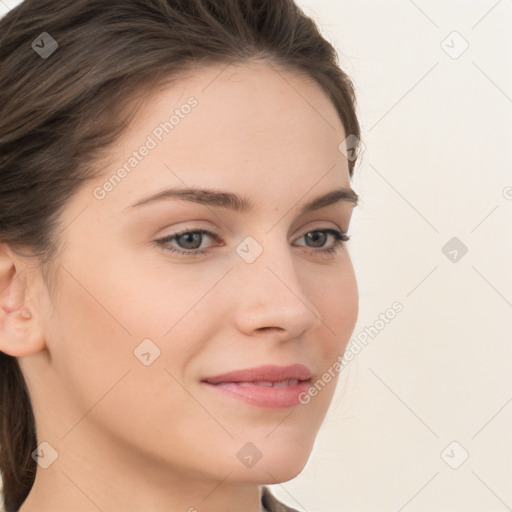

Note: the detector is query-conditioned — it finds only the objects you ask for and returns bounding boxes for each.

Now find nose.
[229,236,324,341]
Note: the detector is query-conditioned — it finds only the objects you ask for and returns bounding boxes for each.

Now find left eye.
[155,228,349,257]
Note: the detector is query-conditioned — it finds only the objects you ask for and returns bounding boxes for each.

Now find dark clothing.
[261,486,300,512]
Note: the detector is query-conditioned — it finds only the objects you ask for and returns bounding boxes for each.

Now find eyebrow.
[127,186,359,215]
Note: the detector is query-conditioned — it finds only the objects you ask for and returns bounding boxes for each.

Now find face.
[20,61,358,486]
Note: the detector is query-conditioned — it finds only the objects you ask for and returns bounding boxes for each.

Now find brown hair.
[0,0,361,509]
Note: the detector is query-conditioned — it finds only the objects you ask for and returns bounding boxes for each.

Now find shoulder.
[261,486,301,512]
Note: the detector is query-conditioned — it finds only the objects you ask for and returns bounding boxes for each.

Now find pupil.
[306,231,326,247]
[179,233,201,249]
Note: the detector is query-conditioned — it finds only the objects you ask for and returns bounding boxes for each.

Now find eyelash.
[155,228,350,258]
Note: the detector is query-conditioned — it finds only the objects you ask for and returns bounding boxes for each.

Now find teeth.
[237,381,272,387]
[274,379,299,387]
[236,379,299,387]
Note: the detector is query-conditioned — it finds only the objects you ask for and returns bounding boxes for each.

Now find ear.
[0,243,46,357]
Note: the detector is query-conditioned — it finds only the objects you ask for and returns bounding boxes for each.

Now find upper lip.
[202,364,312,384]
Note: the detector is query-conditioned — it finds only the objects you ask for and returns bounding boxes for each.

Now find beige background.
[1,0,511,511]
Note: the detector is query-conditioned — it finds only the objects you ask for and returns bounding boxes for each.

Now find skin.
[0,60,358,512]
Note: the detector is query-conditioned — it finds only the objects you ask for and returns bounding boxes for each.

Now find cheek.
[294,255,358,408]
[309,254,359,352]
[46,268,210,456]
[46,272,137,426]
[46,248,225,423]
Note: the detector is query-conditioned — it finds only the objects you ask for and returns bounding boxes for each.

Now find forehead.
[124,61,346,155]
[85,61,351,215]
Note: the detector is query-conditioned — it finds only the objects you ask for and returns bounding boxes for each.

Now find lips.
[236,378,300,388]
[201,364,312,409]
[202,364,312,385]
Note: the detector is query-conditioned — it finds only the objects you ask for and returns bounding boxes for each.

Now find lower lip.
[202,380,311,409]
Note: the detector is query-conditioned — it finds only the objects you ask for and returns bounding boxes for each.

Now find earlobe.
[0,246,46,357]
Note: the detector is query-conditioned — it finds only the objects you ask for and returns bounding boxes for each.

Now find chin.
[231,442,313,484]
[264,458,309,483]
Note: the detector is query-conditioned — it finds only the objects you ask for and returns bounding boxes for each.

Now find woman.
[0,0,362,510]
